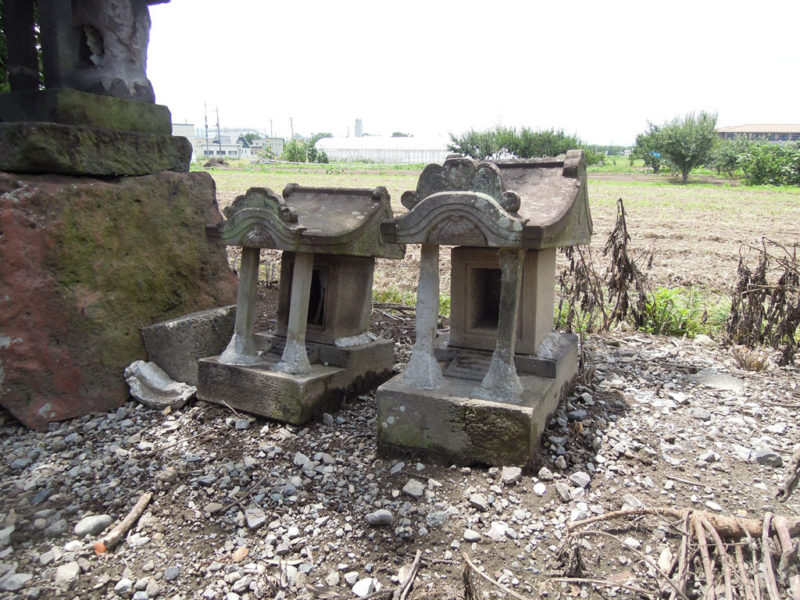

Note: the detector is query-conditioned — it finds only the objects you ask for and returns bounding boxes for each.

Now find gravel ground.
[1,327,799,599]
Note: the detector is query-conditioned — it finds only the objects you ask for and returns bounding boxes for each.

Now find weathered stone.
[54,561,81,586]
[352,578,380,597]
[124,361,196,410]
[74,514,112,537]
[754,448,782,467]
[140,305,236,386]
[0,123,192,176]
[402,479,425,498]
[0,573,32,592]
[501,466,522,485]
[0,89,172,135]
[365,509,393,527]
[0,171,237,429]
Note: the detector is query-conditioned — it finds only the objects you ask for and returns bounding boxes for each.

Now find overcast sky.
[148,1,799,146]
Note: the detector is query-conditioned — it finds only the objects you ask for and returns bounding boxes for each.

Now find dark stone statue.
[4,0,169,102]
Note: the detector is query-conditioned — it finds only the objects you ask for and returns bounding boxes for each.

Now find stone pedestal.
[376,332,578,467]
[0,171,237,429]
[198,336,395,424]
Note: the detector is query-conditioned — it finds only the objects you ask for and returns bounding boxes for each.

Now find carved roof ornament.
[384,150,592,249]
[214,186,404,258]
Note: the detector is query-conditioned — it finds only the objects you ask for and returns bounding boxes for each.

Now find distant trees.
[736,142,800,186]
[634,112,718,183]
[448,126,603,164]
[280,133,331,164]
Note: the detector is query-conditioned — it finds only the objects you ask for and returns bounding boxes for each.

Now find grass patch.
[642,287,730,337]
[373,287,451,318]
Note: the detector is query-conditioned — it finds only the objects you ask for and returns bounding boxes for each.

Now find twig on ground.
[574,529,690,600]
[546,577,655,596]
[762,513,782,600]
[95,491,153,552]
[777,446,800,502]
[461,552,531,600]
[392,550,421,600]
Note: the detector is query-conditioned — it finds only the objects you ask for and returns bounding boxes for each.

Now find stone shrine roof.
[382,151,592,249]
[211,185,404,258]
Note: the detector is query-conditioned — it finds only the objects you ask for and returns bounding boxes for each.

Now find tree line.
[633,112,800,185]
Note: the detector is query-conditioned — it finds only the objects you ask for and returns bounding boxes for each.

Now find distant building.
[316,136,450,164]
[717,124,800,142]
[172,123,196,161]
[248,137,284,157]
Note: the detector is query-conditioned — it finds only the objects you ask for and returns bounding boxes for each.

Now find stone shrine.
[376,151,592,466]
[197,185,404,424]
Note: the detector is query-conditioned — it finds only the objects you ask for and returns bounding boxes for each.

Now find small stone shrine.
[376,151,592,466]
[197,185,404,424]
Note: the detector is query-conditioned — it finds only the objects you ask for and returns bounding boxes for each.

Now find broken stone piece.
[124,360,196,410]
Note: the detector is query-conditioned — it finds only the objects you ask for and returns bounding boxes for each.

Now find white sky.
[148,0,800,146]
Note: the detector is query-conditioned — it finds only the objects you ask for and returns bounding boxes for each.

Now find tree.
[242,132,259,144]
[633,125,665,174]
[448,126,591,162]
[281,138,307,162]
[638,112,718,183]
[709,136,751,178]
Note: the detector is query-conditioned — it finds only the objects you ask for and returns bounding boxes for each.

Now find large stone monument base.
[376,332,578,467]
[0,171,237,429]
[197,336,395,425]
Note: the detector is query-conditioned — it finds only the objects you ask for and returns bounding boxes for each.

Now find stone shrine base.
[376,333,578,467]
[197,337,394,425]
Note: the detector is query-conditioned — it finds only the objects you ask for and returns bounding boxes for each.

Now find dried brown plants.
[725,238,800,366]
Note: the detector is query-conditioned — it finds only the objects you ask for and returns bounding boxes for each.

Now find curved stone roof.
[212,185,404,258]
[382,151,592,249]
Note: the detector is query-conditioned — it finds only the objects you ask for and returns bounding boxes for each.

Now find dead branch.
[546,577,655,596]
[694,515,717,600]
[461,552,531,600]
[569,506,800,539]
[762,513,782,600]
[700,515,733,600]
[392,550,421,600]
[95,491,152,552]
[734,545,757,600]
[574,529,690,600]
[670,511,692,600]
[777,446,800,503]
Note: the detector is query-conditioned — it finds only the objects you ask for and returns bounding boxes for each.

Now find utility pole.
[216,107,222,156]
[289,117,294,139]
[269,119,273,138]
[204,102,209,153]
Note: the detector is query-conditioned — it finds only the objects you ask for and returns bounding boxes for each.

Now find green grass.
[372,287,451,318]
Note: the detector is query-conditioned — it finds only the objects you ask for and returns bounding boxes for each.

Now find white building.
[316,136,450,164]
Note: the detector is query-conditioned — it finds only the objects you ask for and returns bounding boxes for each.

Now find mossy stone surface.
[0,171,237,429]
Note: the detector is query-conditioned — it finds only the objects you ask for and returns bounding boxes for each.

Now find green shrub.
[738,142,800,186]
[642,287,729,337]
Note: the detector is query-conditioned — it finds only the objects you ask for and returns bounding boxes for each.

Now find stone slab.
[0,122,191,176]
[141,305,236,385]
[0,89,173,134]
[198,339,395,424]
[376,333,578,467]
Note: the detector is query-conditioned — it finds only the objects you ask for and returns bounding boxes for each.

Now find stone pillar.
[474,248,524,403]
[219,247,261,365]
[4,0,40,91]
[402,244,442,389]
[276,251,313,375]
